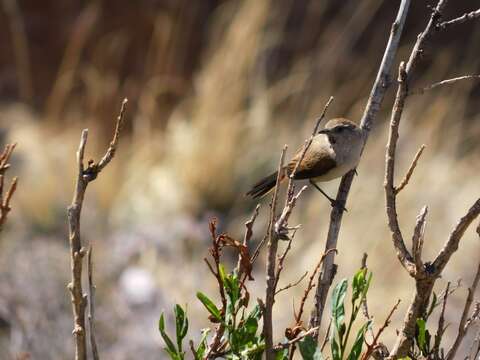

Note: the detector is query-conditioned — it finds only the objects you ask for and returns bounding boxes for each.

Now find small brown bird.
[246,118,364,206]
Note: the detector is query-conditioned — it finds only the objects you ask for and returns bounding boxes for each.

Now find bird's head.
[318,118,363,145]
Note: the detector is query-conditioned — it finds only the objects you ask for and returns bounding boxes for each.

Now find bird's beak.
[318,129,330,135]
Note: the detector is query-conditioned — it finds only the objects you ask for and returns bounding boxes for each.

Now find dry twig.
[87,247,100,360]
[361,299,401,360]
[67,99,128,360]
[410,75,480,96]
[264,145,287,360]
[394,144,426,195]
[0,143,18,230]
[436,8,480,30]
[433,282,450,358]
[446,261,480,360]
[273,327,319,351]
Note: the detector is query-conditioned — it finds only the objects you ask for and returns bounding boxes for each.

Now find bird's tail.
[246,170,286,199]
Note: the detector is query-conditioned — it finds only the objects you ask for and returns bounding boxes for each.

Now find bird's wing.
[286,144,336,180]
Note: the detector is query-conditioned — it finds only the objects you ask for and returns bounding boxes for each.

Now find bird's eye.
[337,126,344,132]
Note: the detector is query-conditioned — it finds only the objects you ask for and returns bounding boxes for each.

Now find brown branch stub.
[67,99,128,360]
[411,205,428,276]
[394,144,426,195]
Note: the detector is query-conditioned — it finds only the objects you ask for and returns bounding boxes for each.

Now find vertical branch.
[446,260,480,360]
[66,99,128,360]
[309,0,412,336]
[264,146,287,360]
[87,247,100,360]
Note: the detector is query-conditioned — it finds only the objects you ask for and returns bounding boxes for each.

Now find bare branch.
[410,75,480,96]
[87,247,100,360]
[264,145,287,360]
[237,204,260,276]
[433,199,480,272]
[67,99,128,360]
[437,8,480,30]
[384,62,416,276]
[446,260,480,360]
[394,145,426,195]
[361,299,401,360]
[273,327,319,351]
[360,254,375,341]
[433,282,450,358]
[310,0,412,335]
[275,271,308,296]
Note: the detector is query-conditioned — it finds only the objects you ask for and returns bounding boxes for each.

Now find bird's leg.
[309,180,348,212]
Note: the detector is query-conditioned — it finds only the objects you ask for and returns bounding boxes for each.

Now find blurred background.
[0,0,479,358]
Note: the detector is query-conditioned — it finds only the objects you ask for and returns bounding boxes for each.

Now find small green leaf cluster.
[328,269,372,360]
[160,265,264,360]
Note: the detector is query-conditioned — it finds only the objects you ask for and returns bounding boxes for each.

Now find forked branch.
[67,99,128,360]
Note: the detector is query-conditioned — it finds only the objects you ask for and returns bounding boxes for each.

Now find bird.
[246,118,364,207]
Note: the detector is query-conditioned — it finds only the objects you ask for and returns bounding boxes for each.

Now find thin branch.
[433,282,450,358]
[310,0,412,336]
[394,145,426,195]
[433,199,480,272]
[273,327,319,350]
[446,260,480,360]
[437,8,480,30]
[0,143,18,230]
[87,247,100,360]
[360,253,375,341]
[384,61,416,276]
[410,75,480,96]
[237,204,260,276]
[264,146,287,360]
[67,99,128,360]
[275,271,308,296]
[361,299,401,360]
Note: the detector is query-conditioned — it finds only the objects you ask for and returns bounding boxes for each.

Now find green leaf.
[219,264,227,284]
[351,269,365,303]
[194,328,210,359]
[299,335,319,360]
[174,304,188,352]
[346,320,371,360]
[159,313,179,357]
[275,347,289,360]
[331,279,348,344]
[331,335,340,360]
[416,318,426,351]
[197,292,222,321]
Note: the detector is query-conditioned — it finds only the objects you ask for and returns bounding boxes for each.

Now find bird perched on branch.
[246,118,364,207]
